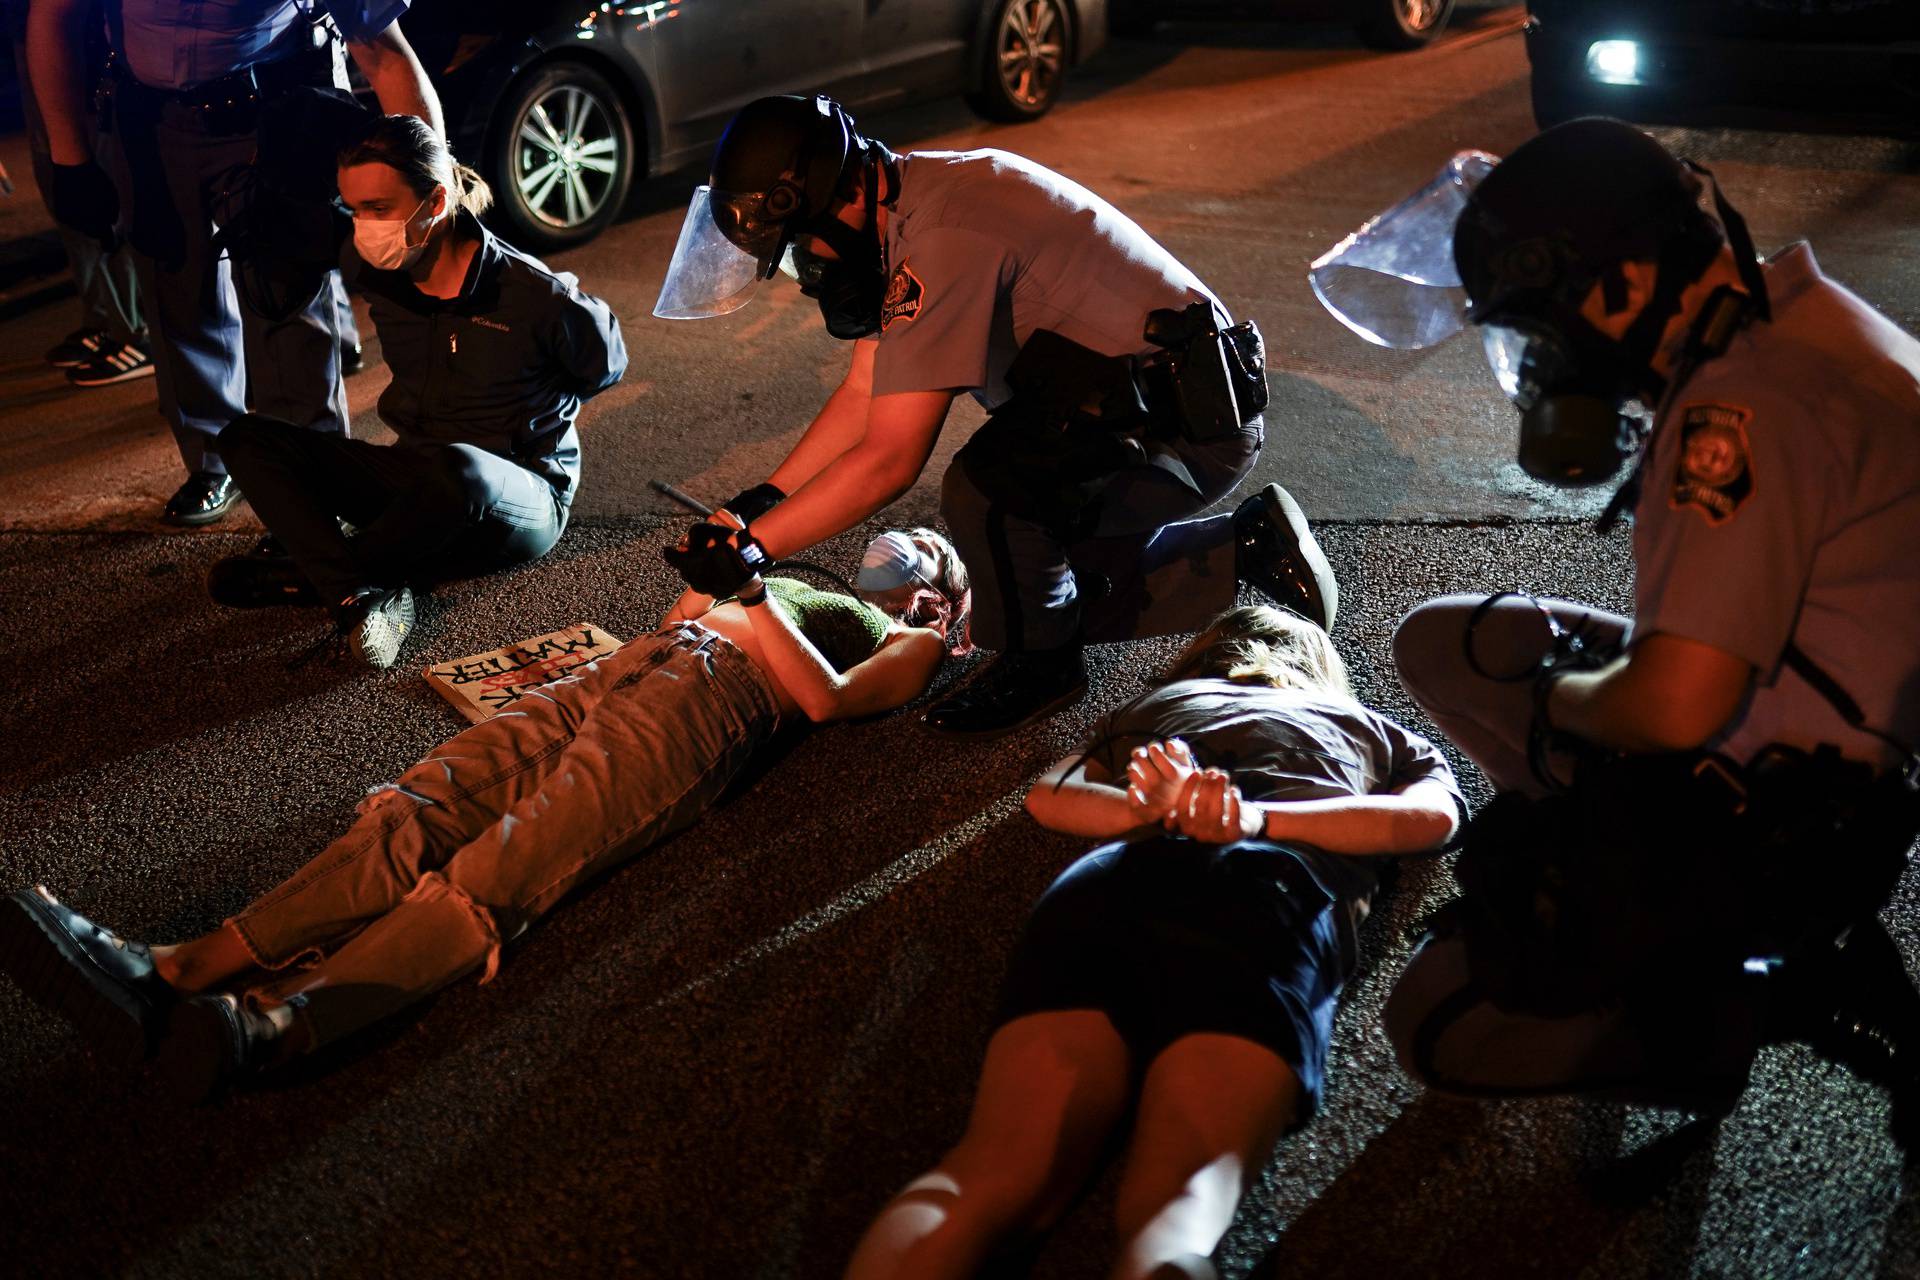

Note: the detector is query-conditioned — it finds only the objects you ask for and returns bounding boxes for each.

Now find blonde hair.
[1162,604,1351,699]
[338,115,494,218]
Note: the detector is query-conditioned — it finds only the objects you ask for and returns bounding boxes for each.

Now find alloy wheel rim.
[1399,0,1443,32]
[997,0,1065,109]
[513,84,622,229]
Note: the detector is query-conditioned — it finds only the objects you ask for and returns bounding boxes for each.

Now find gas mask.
[781,212,885,340]
[1478,307,1656,486]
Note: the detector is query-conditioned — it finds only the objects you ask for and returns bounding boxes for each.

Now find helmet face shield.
[653,186,771,320]
[1308,150,1499,350]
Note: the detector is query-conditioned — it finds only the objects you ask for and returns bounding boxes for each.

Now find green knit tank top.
[760,577,891,673]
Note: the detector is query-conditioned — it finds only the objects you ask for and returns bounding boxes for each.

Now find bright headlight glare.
[1586,39,1641,85]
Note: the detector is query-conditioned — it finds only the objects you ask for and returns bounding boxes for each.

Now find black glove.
[49,160,120,246]
[718,482,786,526]
[663,523,770,598]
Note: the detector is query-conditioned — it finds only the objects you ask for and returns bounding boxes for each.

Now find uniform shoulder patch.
[881,262,924,331]
[1670,401,1755,525]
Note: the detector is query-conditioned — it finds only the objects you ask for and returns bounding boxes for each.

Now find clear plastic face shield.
[653,186,782,320]
[1307,150,1499,351]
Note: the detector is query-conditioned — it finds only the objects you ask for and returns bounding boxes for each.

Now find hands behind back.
[1126,739,1197,823]
[1167,768,1264,844]
[1127,739,1263,842]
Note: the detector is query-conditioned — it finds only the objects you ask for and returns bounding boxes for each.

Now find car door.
[855,0,979,110]
[633,0,867,171]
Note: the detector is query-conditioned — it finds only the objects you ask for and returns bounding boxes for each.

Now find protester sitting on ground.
[0,530,969,1102]
[209,114,627,670]
[845,604,1463,1280]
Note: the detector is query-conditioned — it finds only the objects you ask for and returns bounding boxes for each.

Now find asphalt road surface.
[4,7,1920,1278]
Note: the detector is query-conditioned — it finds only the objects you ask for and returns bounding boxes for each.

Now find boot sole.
[1251,483,1339,632]
[0,892,155,1066]
[162,495,242,528]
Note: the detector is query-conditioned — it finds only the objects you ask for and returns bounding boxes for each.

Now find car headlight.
[1586,40,1642,86]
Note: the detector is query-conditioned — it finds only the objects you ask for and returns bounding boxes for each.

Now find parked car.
[1526,0,1920,136]
[387,0,1111,251]
[1108,0,1457,51]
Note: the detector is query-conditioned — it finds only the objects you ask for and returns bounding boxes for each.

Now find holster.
[1138,301,1269,443]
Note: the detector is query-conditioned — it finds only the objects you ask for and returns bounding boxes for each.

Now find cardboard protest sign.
[425,623,623,723]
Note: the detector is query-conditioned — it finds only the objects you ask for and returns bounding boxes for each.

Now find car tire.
[1355,0,1456,50]
[966,0,1072,123]
[488,61,636,253]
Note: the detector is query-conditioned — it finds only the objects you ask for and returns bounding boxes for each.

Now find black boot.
[1233,483,1338,632]
[923,647,1088,738]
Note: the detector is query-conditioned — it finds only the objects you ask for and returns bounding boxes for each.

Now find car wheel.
[966,0,1071,123]
[489,61,636,253]
[1355,0,1456,50]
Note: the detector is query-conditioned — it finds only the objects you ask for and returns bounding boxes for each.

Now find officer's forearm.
[26,0,92,165]
[348,28,445,136]
[751,453,912,558]
[1547,638,1750,754]
[768,380,872,496]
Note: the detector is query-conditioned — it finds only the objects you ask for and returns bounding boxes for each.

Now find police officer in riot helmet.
[655,94,1337,737]
[1315,118,1920,1113]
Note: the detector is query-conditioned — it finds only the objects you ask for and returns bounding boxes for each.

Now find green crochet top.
[755,577,892,673]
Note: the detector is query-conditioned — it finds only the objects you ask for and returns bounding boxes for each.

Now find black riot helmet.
[1453,118,1728,485]
[709,95,867,272]
[654,95,892,338]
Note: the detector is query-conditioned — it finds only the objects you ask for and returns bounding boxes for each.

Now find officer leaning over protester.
[651,94,1337,737]
[26,0,439,525]
[205,114,627,671]
[1315,119,1920,1119]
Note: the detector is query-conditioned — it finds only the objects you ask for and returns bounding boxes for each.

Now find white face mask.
[354,192,440,271]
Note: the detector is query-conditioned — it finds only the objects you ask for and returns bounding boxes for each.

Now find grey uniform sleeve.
[870,226,1015,397]
[319,0,412,41]
[1631,384,1837,676]
[541,274,628,399]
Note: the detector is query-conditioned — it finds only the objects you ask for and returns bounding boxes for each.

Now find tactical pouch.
[1140,302,1268,442]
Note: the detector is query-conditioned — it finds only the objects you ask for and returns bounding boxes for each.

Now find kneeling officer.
[653,94,1336,736]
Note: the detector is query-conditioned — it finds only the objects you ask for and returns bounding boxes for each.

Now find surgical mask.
[853,530,933,594]
[354,193,439,271]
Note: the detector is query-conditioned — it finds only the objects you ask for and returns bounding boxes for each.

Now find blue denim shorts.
[997,833,1350,1127]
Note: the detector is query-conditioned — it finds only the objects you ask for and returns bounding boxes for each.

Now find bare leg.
[845,1011,1133,1280]
[151,925,255,992]
[1109,1034,1301,1280]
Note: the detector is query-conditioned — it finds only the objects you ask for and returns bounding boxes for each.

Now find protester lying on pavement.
[210,113,627,671]
[846,604,1463,1280]
[0,530,968,1102]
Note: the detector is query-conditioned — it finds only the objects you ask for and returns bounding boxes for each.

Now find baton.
[649,479,713,518]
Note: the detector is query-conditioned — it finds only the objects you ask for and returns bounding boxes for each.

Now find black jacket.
[353,211,627,503]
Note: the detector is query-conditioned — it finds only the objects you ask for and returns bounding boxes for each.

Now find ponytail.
[453,161,493,218]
